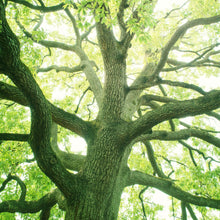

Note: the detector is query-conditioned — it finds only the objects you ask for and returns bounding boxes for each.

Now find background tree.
[0,0,220,219]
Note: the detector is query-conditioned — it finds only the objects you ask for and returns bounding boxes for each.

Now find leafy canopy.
[0,0,220,219]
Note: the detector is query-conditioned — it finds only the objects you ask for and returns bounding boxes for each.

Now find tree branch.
[144,141,167,178]
[37,65,82,73]
[129,79,207,96]
[117,0,128,40]
[13,4,103,107]
[179,140,219,164]
[0,81,94,139]
[181,201,187,220]
[186,203,198,220]
[127,90,220,139]
[152,15,220,77]
[127,170,220,209]
[64,8,80,45]
[0,188,60,213]
[8,0,65,12]
[141,94,178,104]
[0,1,76,198]
[0,133,29,142]
[135,129,220,148]
[164,45,220,72]
[0,174,26,201]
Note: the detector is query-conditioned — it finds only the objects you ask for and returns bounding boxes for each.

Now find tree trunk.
[65,126,127,219]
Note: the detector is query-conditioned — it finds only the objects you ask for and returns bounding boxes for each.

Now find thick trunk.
[65,186,123,220]
[64,127,128,219]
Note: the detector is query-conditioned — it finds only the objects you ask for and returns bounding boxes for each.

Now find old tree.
[0,0,220,219]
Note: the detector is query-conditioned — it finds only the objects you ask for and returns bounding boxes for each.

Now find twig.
[138,186,149,220]
[74,87,90,113]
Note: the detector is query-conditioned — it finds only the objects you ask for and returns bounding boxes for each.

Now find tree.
[0,0,220,219]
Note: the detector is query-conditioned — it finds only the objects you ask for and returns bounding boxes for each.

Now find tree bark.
[64,126,128,219]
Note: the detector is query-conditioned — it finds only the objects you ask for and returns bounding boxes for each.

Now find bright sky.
[156,0,186,11]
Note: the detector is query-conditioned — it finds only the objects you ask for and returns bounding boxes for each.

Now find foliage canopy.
[0,0,220,219]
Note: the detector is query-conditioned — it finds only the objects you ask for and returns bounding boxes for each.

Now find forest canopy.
[0,0,220,219]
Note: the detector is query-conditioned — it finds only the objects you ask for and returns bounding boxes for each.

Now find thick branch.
[127,170,220,209]
[14,5,103,107]
[129,79,207,96]
[0,1,76,198]
[96,21,127,121]
[0,81,94,138]
[127,90,220,139]
[141,94,177,103]
[0,189,60,213]
[181,201,187,220]
[0,133,29,142]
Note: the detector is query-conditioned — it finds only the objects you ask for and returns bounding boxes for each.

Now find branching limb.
[0,174,26,201]
[135,129,220,149]
[13,2,103,106]
[162,1,189,20]
[117,0,128,40]
[33,14,44,31]
[81,24,96,41]
[127,90,220,139]
[141,94,178,104]
[152,15,220,78]
[64,8,80,45]
[164,44,220,72]
[8,0,66,12]
[0,81,95,138]
[116,0,135,52]
[179,140,220,164]
[0,1,77,197]
[129,79,207,95]
[158,155,187,173]
[15,16,81,54]
[159,80,207,95]
[37,65,82,73]
[127,170,220,209]
[0,188,60,214]
[144,141,167,178]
